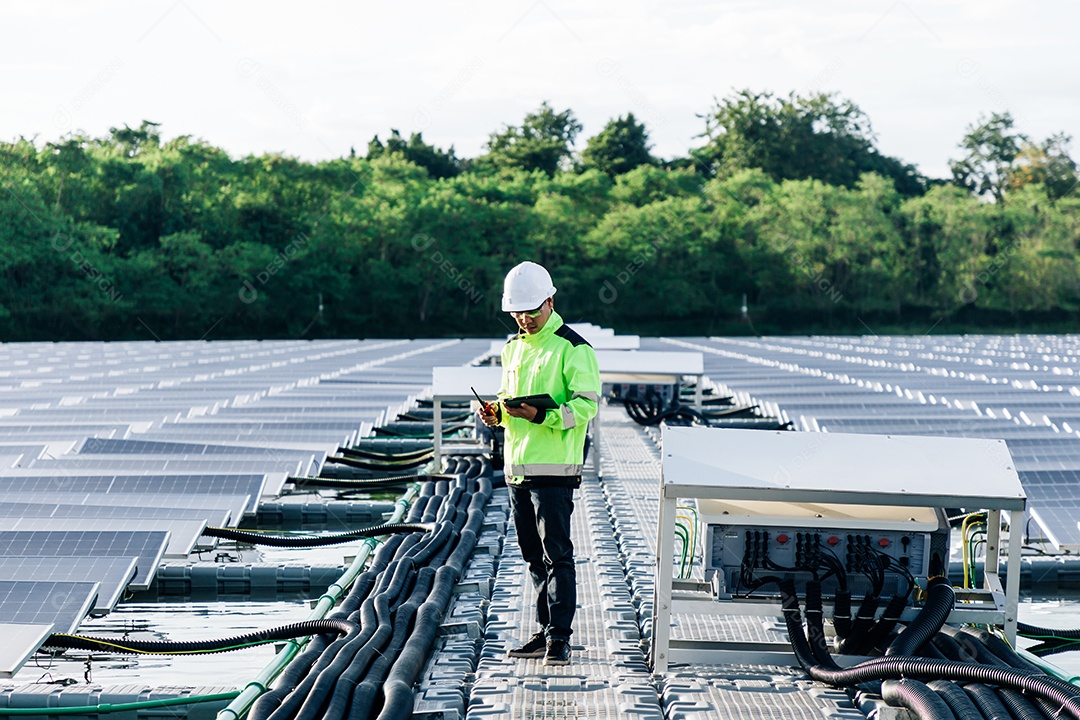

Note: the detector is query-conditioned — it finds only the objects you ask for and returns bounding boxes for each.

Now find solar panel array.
[654,335,1080,550]
[0,338,492,676]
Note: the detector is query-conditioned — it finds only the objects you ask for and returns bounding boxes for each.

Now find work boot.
[544,638,571,666]
[507,631,547,658]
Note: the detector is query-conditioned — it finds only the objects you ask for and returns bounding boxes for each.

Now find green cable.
[673,523,689,578]
[0,692,239,715]
[679,505,699,576]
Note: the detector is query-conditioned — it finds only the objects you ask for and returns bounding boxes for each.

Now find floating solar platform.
[0,519,207,558]
[0,473,272,513]
[0,580,98,634]
[657,335,1080,549]
[0,493,249,530]
[0,501,229,527]
[0,557,137,615]
[0,530,169,590]
[0,624,54,679]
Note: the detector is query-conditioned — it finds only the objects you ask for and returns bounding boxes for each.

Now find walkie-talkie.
[471,386,494,415]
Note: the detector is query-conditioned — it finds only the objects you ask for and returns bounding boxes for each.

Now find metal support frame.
[651,427,1027,673]
[430,367,502,470]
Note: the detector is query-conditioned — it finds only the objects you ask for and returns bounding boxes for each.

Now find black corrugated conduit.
[325,455,432,471]
[838,593,880,655]
[1018,622,1080,640]
[249,451,493,720]
[954,627,1045,674]
[780,583,1080,720]
[833,590,853,640]
[962,683,1013,720]
[996,688,1049,720]
[804,581,841,669]
[886,577,955,657]
[376,489,487,720]
[44,619,356,655]
[202,522,433,548]
[927,679,987,720]
[864,593,912,655]
[930,632,981,665]
[336,446,434,462]
[881,679,957,720]
[288,474,425,489]
[249,537,406,720]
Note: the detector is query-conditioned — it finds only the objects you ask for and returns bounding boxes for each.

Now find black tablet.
[503,393,558,410]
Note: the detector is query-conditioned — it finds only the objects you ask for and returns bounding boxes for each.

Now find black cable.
[289,474,428,489]
[838,593,880,655]
[203,522,433,548]
[997,688,1050,720]
[324,455,432,471]
[1018,621,1080,641]
[781,584,1080,720]
[45,619,356,655]
[336,446,433,462]
[833,590,853,640]
[886,577,955,657]
[955,627,1044,674]
[927,680,988,720]
[963,683,1014,720]
[882,679,956,720]
[1028,638,1080,657]
[804,580,841,669]
[864,594,912,655]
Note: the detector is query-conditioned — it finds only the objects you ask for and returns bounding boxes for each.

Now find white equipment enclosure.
[652,427,1027,672]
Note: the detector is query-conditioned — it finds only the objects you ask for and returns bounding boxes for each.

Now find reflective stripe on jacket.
[497,310,600,484]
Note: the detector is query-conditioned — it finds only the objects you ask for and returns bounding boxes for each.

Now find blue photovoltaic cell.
[0,556,137,615]
[0,475,266,513]
[659,335,1080,549]
[0,580,99,633]
[0,530,168,590]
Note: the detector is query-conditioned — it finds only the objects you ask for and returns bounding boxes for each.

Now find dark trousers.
[508,484,577,639]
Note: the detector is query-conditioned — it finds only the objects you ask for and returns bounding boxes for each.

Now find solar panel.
[37,457,308,477]
[0,475,267,513]
[0,623,54,679]
[0,580,98,634]
[79,436,316,458]
[0,493,250,529]
[0,502,229,527]
[0,519,206,558]
[0,531,168,590]
[661,334,1080,549]
[0,556,137,615]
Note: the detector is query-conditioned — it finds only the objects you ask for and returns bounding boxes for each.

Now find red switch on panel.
[776,534,789,544]
[827,536,840,546]
[878,538,891,548]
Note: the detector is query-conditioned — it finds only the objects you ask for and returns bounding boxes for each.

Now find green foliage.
[696,89,925,196]
[367,130,461,179]
[1,99,1079,341]
[950,112,1027,203]
[581,113,655,177]
[1009,133,1078,201]
[478,101,582,177]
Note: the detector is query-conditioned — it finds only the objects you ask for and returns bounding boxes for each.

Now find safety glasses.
[509,303,546,319]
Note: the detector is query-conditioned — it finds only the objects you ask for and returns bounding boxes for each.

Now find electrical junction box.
[652,427,1027,672]
[700,499,950,601]
[603,381,678,406]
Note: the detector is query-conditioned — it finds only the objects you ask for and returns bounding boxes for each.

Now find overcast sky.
[3,0,1077,179]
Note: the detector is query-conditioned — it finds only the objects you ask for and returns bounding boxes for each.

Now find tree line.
[1,90,1077,341]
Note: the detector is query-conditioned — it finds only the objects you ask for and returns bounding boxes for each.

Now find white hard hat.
[501,261,557,312]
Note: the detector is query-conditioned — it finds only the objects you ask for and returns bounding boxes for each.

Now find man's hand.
[478,403,500,427]
[505,402,538,423]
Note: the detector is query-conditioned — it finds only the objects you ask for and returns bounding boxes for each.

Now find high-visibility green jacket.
[496,311,600,485]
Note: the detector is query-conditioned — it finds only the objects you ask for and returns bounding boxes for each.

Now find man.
[479,261,600,667]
